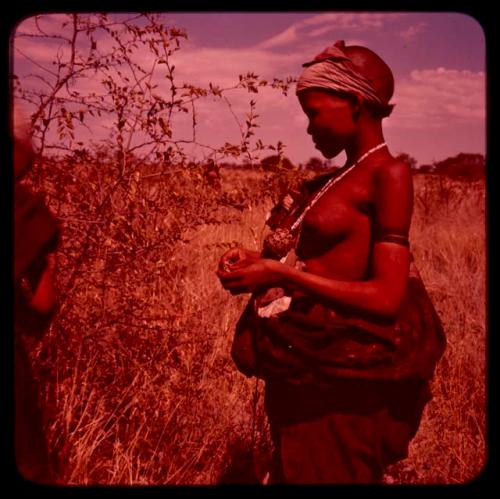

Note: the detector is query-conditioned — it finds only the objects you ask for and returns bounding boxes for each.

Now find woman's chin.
[314,144,327,157]
[315,142,340,159]
[319,147,337,160]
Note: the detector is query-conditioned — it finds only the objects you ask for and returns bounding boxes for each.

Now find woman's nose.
[306,122,313,135]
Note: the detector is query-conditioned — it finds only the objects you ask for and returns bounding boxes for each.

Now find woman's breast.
[296,202,373,281]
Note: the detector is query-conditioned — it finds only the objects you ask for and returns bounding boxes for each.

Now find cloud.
[400,22,427,41]
[12,21,305,158]
[12,17,304,121]
[302,12,401,29]
[389,68,485,129]
[11,13,485,166]
[169,45,303,89]
[257,12,404,49]
[14,36,70,68]
[258,26,298,49]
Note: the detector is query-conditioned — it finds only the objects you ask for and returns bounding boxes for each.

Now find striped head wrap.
[296,40,386,107]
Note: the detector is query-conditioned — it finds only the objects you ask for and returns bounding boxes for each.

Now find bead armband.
[374,229,410,248]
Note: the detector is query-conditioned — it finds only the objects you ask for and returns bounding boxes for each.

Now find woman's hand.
[217,257,284,295]
[218,247,260,273]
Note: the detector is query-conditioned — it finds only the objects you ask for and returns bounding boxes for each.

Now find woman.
[217,41,445,484]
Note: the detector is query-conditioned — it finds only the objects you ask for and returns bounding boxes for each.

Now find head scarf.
[296,40,385,107]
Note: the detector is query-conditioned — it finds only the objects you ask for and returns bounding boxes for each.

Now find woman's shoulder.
[373,156,413,188]
[375,156,412,176]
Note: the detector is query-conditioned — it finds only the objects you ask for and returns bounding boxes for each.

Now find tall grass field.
[25,166,486,484]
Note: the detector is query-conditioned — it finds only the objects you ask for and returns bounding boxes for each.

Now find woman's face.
[298,89,357,159]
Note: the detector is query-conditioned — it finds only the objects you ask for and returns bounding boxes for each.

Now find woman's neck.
[345,120,386,165]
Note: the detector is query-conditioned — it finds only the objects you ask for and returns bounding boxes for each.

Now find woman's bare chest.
[300,170,374,241]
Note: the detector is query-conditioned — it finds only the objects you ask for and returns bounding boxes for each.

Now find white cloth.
[255,250,304,318]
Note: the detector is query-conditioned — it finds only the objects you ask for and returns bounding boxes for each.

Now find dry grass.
[384,175,486,484]
[29,169,486,485]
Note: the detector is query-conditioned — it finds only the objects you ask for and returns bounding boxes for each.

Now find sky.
[11,12,485,166]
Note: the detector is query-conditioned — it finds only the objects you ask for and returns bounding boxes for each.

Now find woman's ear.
[349,92,363,120]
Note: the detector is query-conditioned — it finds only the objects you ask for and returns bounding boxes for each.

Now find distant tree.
[261,154,295,171]
[202,160,221,188]
[395,152,418,170]
[417,164,436,174]
[323,158,339,170]
[433,153,485,181]
[304,156,327,172]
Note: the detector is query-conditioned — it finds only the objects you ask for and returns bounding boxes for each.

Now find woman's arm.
[218,160,413,320]
[277,243,410,318]
[281,159,414,318]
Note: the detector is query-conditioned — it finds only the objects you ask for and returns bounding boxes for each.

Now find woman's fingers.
[217,268,243,282]
[226,259,252,271]
[218,247,243,271]
[216,265,260,294]
[218,247,258,272]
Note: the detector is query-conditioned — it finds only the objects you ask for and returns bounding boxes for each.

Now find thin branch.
[81,14,144,33]
[63,14,78,96]
[223,95,244,138]
[30,64,91,128]
[35,15,54,38]
[15,32,69,42]
[122,43,158,151]
[190,99,197,143]
[24,73,54,89]
[15,47,58,76]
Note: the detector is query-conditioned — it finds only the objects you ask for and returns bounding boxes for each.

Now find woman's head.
[341,43,394,119]
[296,41,394,157]
[298,89,359,159]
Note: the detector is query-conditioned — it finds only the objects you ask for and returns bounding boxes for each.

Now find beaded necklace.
[263,142,387,260]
